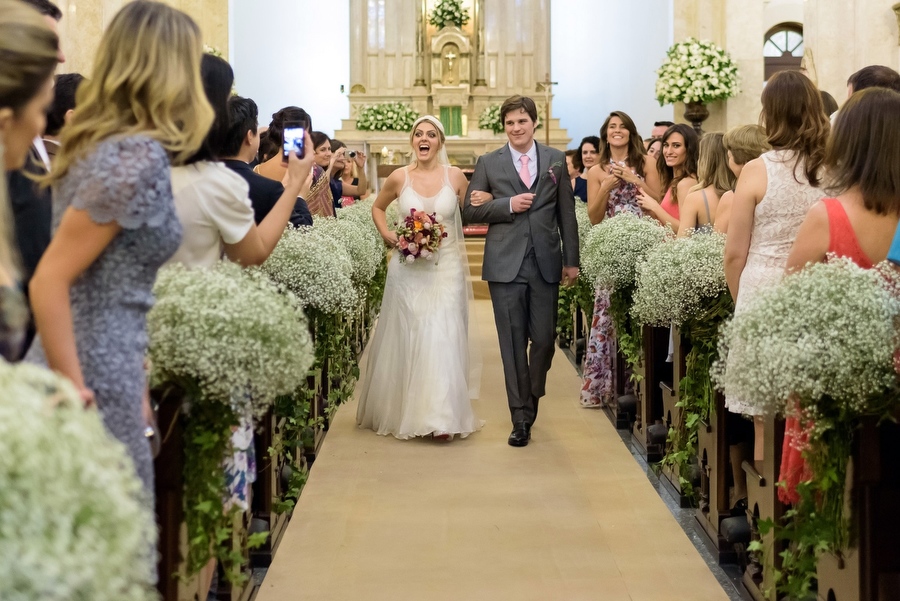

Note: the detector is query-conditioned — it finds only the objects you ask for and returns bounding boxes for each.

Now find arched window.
[764,23,803,80]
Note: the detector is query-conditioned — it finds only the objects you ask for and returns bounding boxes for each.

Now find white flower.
[580,213,673,292]
[0,362,157,600]
[149,262,314,419]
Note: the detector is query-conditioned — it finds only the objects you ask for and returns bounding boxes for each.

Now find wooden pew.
[817,413,900,601]
[695,392,737,563]
[631,326,672,462]
[659,329,692,506]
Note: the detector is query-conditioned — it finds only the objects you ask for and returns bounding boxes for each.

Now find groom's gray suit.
[463,142,579,428]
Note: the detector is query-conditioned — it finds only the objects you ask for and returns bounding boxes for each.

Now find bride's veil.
[410,115,483,400]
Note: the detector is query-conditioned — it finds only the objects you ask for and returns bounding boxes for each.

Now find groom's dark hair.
[500,95,538,125]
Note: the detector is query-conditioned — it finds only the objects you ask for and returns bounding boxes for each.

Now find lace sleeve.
[70,136,171,229]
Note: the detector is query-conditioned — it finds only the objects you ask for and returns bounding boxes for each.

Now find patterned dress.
[28,136,182,494]
[580,164,644,407]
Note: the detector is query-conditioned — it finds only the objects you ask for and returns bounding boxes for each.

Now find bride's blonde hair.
[48,1,213,184]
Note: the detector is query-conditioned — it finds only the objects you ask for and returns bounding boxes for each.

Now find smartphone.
[282,123,305,160]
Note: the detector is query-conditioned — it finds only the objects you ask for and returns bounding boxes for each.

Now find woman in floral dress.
[580,111,660,407]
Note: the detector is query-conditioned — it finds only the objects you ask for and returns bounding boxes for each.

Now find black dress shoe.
[508,424,529,447]
[524,422,532,440]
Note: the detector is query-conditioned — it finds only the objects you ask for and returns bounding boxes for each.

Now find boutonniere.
[547,161,564,185]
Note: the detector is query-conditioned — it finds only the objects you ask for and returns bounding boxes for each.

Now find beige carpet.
[256,300,729,601]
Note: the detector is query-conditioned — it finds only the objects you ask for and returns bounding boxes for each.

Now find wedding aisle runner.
[256,299,729,601]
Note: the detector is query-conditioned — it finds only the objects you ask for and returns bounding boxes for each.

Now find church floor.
[256,300,734,601]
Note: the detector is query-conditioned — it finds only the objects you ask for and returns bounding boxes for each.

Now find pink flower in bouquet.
[398,238,409,250]
[396,208,446,265]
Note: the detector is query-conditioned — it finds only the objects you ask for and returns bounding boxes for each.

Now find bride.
[357,116,483,441]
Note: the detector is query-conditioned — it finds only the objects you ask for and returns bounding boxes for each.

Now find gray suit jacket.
[462,142,579,283]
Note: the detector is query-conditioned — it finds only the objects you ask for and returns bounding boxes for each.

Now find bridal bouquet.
[395,208,447,264]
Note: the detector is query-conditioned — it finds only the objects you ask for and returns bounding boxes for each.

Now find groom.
[463,95,579,447]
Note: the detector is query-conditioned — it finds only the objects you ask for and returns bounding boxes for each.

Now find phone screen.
[282,125,305,160]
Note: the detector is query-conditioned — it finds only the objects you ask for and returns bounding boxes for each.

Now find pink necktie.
[518,155,531,187]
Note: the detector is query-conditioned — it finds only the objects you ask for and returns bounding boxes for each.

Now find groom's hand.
[511,193,534,213]
[561,266,580,287]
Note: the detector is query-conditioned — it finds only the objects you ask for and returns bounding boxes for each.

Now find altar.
[334,0,570,180]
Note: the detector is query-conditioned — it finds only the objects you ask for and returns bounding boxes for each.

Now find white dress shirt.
[508,142,537,212]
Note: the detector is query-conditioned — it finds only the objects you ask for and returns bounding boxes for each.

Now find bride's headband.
[411,114,446,137]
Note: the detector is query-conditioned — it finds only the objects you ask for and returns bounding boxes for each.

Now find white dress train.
[357,166,483,439]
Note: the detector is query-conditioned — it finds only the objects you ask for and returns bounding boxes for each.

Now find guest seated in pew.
[221,95,313,227]
[714,125,770,235]
[0,0,58,361]
[723,70,829,463]
[678,132,734,236]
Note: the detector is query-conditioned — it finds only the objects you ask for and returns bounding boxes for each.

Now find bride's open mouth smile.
[417,143,431,156]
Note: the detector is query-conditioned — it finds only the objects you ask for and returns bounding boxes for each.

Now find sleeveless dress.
[725,150,822,415]
[356,166,483,439]
[778,198,873,504]
[660,188,681,220]
[580,164,644,407]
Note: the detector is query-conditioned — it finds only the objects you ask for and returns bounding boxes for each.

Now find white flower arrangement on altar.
[712,259,900,417]
[261,225,360,315]
[428,0,470,28]
[0,362,157,601]
[356,102,419,132]
[478,104,504,134]
[655,37,740,105]
[314,214,384,292]
[632,232,730,327]
[148,261,313,419]
[580,213,673,292]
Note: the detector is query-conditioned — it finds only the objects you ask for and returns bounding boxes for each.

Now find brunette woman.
[637,123,699,231]
[580,111,659,408]
[723,70,830,461]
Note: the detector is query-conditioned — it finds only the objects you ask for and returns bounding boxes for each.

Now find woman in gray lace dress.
[27,1,214,496]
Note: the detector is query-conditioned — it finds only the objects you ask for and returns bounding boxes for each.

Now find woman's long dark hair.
[187,53,234,163]
[657,124,699,203]
[599,111,646,178]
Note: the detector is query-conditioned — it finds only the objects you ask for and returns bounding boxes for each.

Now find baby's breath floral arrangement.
[713,259,900,596]
[632,233,734,498]
[428,0,470,28]
[581,213,673,292]
[655,37,740,106]
[149,262,313,420]
[356,102,419,132]
[478,104,504,134]
[337,198,390,312]
[580,213,673,369]
[313,215,383,292]
[262,225,360,315]
[557,203,595,343]
[0,362,157,601]
[632,232,730,328]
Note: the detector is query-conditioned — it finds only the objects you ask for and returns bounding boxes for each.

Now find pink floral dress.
[580,163,644,407]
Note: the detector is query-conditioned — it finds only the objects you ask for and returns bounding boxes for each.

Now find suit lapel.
[498,144,528,195]
[532,143,550,193]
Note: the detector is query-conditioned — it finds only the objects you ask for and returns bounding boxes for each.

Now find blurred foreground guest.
[0,0,58,360]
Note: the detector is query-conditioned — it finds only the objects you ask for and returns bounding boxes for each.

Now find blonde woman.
[27,1,213,504]
[358,115,483,441]
[677,132,735,236]
[0,0,58,361]
[714,125,770,234]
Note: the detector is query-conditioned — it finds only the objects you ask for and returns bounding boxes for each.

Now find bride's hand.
[469,190,493,206]
[382,231,399,248]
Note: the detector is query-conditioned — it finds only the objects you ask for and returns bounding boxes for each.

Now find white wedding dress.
[357,166,483,439]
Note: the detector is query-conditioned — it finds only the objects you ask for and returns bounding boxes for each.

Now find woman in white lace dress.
[357,116,483,441]
[723,70,830,460]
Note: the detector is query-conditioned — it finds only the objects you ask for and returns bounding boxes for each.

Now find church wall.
[804,0,900,105]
